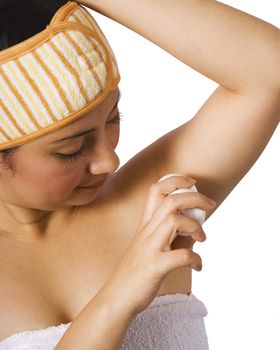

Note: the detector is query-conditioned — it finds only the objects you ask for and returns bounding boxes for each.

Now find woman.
[0,0,279,349]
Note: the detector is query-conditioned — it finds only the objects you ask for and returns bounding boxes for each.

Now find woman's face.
[0,89,121,211]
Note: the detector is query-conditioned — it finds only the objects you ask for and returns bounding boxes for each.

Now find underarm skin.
[79,0,280,94]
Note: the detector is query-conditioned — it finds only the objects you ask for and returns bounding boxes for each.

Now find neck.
[2,202,52,224]
[0,201,55,242]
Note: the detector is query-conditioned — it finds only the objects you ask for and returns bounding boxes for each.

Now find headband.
[0,1,121,151]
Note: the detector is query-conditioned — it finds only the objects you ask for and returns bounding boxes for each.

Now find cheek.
[16,158,82,194]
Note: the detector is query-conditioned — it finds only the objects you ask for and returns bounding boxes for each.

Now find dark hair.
[0,146,19,172]
[0,0,68,49]
[0,0,68,170]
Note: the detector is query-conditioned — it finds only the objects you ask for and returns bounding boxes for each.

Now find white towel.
[0,293,209,350]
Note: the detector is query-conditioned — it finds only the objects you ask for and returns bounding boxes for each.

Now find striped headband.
[0,1,121,151]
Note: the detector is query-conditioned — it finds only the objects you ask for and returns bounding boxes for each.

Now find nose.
[88,137,120,175]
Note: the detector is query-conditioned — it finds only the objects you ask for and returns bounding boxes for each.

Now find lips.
[79,176,107,188]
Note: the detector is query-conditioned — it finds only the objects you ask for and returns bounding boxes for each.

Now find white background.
[85,1,280,349]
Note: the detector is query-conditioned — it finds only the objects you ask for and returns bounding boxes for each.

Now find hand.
[100,175,216,316]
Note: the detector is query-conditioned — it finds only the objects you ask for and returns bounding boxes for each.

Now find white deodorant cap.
[158,173,206,237]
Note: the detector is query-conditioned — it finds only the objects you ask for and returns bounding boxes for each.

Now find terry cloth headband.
[0,0,121,151]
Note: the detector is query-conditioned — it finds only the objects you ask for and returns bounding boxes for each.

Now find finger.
[147,212,205,253]
[141,175,196,224]
[157,173,196,193]
[144,191,214,237]
[158,248,202,274]
[171,234,196,251]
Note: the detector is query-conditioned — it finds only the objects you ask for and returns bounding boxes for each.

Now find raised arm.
[77,0,279,223]
[79,0,280,93]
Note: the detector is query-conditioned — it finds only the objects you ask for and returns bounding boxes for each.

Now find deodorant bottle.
[158,173,206,237]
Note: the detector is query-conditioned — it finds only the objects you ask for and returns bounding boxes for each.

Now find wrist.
[97,286,137,321]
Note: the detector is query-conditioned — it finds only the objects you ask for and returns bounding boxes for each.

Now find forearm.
[54,290,134,350]
[80,0,280,93]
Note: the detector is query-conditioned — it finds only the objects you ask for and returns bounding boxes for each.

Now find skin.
[1,0,280,343]
[0,88,120,241]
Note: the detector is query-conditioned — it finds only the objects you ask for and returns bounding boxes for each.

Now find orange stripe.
[86,35,109,85]
[48,38,89,104]
[74,9,116,75]
[0,96,25,135]
[82,9,110,49]
[0,126,12,141]
[78,8,94,29]
[85,13,96,28]
[15,59,57,123]
[0,66,41,131]
[90,34,106,59]
[32,50,74,114]
[64,31,102,89]
[71,13,82,24]
[82,9,117,67]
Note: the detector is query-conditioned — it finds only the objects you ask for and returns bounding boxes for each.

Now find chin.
[64,191,100,207]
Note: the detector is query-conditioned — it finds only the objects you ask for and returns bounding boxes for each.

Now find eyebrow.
[51,90,122,144]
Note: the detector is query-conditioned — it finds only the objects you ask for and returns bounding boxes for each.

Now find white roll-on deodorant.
[158,173,206,237]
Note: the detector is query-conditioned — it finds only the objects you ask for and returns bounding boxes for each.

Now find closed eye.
[55,112,124,163]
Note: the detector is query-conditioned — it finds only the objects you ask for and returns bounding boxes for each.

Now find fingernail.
[207,198,216,207]
[188,178,196,183]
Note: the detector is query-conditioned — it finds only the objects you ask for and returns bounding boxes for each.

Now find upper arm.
[152,85,279,220]
[104,85,279,237]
